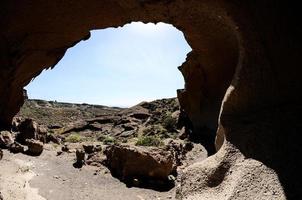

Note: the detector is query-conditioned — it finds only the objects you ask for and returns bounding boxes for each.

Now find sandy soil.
[0,146,175,200]
[0,153,46,200]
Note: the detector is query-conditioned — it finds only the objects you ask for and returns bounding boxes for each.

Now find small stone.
[61,145,68,152]
[53,175,60,179]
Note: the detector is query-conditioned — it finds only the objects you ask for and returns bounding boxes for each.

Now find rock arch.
[1,1,301,199]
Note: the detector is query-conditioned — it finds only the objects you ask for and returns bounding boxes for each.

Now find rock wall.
[0,1,301,199]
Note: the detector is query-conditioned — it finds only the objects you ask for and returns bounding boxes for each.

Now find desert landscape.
[1,98,207,200]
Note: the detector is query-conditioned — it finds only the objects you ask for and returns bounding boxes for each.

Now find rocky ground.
[0,98,207,200]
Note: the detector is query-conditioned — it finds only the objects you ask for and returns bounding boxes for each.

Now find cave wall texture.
[0,1,301,199]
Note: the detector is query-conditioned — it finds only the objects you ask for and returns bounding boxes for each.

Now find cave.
[1,1,302,199]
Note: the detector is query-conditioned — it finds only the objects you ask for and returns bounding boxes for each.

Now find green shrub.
[102,136,117,145]
[162,113,177,132]
[135,136,164,147]
[65,133,83,143]
[142,125,167,136]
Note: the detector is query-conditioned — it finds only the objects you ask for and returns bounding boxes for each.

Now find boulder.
[83,144,95,154]
[104,144,174,181]
[0,131,14,148]
[9,142,25,153]
[37,126,48,143]
[12,117,22,131]
[16,118,47,144]
[26,139,43,156]
[16,118,38,143]
[0,149,3,160]
[46,134,61,144]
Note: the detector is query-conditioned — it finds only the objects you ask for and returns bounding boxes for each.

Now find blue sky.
[25,22,191,107]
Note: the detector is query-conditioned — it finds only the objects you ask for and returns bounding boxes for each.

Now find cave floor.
[0,146,175,200]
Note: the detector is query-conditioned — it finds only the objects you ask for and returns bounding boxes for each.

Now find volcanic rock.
[25,139,43,156]
[17,119,38,143]
[76,149,86,164]
[0,1,301,199]
[104,144,174,181]
[129,113,150,120]
[46,134,61,144]
[83,143,99,154]
[0,131,14,148]
[9,142,25,153]
[16,118,47,144]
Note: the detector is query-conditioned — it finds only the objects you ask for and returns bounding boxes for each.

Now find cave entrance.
[13,22,212,191]
[0,3,242,197]
[25,22,191,107]
[18,22,194,150]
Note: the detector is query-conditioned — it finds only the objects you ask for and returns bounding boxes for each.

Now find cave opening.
[11,22,220,191]
[16,22,204,153]
[3,1,297,199]
[15,20,237,158]
[24,22,191,107]
[0,2,244,197]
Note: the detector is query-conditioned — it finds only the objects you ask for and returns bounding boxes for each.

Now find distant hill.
[16,99,124,128]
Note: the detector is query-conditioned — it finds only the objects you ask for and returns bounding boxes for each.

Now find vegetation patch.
[135,136,164,147]
[102,136,117,145]
[65,133,84,143]
[162,112,177,132]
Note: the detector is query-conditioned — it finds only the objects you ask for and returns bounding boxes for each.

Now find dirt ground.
[0,146,176,200]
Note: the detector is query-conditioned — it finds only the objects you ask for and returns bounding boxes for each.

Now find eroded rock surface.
[0,1,301,199]
[0,131,14,148]
[25,139,43,156]
[104,144,175,181]
[16,118,47,144]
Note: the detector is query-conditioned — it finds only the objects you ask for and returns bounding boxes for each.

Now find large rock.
[16,118,47,144]
[9,142,25,153]
[25,139,43,156]
[0,131,14,148]
[104,144,174,181]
